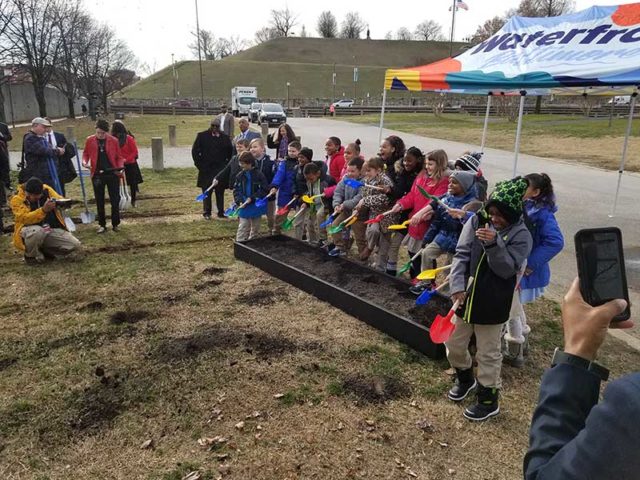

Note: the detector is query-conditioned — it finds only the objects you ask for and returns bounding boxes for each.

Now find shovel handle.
[450,299,460,313]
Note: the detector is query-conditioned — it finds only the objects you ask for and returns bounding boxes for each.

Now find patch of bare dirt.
[202,266,228,276]
[109,310,150,325]
[341,373,412,403]
[77,301,105,313]
[0,357,17,371]
[162,292,190,305]
[195,279,223,291]
[235,289,289,307]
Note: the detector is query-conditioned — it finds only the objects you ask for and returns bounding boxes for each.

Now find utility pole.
[195,0,205,110]
[171,53,177,98]
[353,56,358,101]
[332,63,336,103]
[449,0,457,56]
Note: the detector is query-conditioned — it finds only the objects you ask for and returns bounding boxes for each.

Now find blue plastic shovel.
[319,213,336,228]
[343,178,364,188]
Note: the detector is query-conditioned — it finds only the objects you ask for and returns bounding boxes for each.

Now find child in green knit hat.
[445,177,533,421]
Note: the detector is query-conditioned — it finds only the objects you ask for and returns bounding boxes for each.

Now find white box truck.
[231,86,258,117]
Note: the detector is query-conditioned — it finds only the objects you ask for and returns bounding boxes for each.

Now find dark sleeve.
[256,171,269,198]
[224,135,233,162]
[391,171,409,200]
[233,173,243,204]
[423,206,443,245]
[191,134,201,167]
[215,158,232,185]
[57,133,67,146]
[266,134,278,149]
[24,135,54,157]
[525,366,640,480]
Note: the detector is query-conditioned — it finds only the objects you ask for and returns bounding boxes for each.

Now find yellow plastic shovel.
[416,264,452,281]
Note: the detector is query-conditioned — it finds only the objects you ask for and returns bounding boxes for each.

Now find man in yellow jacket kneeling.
[11,177,82,264]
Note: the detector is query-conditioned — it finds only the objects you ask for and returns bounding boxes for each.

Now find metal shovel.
[74,141,95,224]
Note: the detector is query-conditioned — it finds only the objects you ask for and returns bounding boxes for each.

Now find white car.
[332,99,354,108]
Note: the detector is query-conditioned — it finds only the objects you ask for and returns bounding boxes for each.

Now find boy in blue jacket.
[234,152,268,241]
[411,171,478,294]
[270,141,301,235]
[250,138,275,233]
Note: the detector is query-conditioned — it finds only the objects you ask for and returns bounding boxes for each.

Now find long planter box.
[234,236,445,359]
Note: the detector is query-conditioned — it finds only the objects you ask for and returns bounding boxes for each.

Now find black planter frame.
[234,236,445,359]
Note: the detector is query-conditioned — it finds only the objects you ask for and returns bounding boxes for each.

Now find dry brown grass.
[1,168,638,480]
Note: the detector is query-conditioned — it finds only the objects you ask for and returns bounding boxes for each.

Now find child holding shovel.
[233,152,268,241]
[293,162,336,244]
[390,149,449,280]
[269,141,301,234]
[410,171,478,295]
[355,156,398,271]
[328,157,366,257]
[445,177,532,421]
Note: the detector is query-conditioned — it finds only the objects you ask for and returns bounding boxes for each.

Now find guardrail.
[109,103,635,118]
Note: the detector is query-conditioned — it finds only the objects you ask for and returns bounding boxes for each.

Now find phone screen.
[576,229,629,318]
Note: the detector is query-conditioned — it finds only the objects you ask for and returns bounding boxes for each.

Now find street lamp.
[195,0,205,109]
[286,82,290,111]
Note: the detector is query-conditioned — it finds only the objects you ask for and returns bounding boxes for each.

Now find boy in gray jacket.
[328,157,366,257]
[446,177,532,421]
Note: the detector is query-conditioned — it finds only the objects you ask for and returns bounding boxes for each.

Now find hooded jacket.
[450,213,532,325]
[396,171,449,241]
[10,184,66,251]
[233,167,268,219]
[423,189,477,253]
[520,200,564,290]
[332,176,363,211]
[270,157,299,207]
[325,146,346,182]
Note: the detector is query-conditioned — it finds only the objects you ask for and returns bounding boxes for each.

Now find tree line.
[0,0,137,120]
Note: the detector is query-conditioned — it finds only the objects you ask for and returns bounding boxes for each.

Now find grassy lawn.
[8,115,224,151]
[348,113,640,171]
[1,168,638,479]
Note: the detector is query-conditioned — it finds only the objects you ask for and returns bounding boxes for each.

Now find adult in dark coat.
[20,117,65,191]
[192,118,233,219]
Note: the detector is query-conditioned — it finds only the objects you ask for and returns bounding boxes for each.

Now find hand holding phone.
[574,227,631,321]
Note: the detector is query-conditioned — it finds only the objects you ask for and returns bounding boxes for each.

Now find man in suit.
[524,278,637,479]
[218,105,235,138]
[192,118,233,219]
[233,117,261,154]
[44,118,76,196]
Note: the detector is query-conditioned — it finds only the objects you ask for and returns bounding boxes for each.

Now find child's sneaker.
[447,368,477,402]
[463,385,500,421]
[328,247,345,257]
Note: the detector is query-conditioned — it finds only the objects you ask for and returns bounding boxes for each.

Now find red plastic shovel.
[276,197,297,216]
[364,209,394,225]
[429,300,460,344]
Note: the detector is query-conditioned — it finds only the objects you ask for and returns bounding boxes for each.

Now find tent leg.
[512,94,526,177]
[378,89,387,145]
[610,93,637,217]
[480,94,492,153]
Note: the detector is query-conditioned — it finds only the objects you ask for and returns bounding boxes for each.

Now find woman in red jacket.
[82,119,125,233]
[112,120,143,207]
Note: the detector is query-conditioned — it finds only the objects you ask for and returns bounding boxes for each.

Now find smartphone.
[574,227,631,321]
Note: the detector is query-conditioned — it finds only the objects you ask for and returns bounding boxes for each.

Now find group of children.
[220,125,564,421]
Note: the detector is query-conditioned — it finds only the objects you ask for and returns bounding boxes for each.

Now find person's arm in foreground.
[524,278,637,480]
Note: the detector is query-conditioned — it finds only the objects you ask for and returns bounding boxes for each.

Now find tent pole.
[610,92,637,217]
[480,94,492,153]
[378,89,387,145]
[512,92,526,177]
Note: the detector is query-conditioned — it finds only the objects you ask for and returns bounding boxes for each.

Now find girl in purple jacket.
[504,173,564,367]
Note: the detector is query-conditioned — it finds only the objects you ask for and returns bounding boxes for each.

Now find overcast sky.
[85,0,636,74]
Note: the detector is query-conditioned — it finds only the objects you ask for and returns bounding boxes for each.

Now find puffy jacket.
[233,168,268,219]
[270,157,298,207]
[424,190,477,253]
[396,171,449,240]
[520,201,564,290]
[82,134,125,177]
[10,184,66,251]
[21,131,59,186]
[325,146,345,182]
[332,176,363,211]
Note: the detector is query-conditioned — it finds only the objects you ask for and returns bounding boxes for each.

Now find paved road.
[9,118,640,345]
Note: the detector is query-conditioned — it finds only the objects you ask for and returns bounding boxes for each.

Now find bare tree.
[225,35,246,56]
[189,29,216,60]
[384,31,393,40]
[396,27,413,41]
[96,29,137,111]
[0,0,16,122]
[51,0,87,118]
[469,16,506,44]
[270,7,298,37]
[340,12,366,39]
[317,11,337,38]
[517,0,574,16]
[254,26,280,44]
[1,0,62,116]
[415,20,444,41]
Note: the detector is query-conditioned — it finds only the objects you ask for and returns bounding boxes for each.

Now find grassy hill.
[120,37,467,102]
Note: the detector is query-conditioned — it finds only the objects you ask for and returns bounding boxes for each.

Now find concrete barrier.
[261,122,269,138]
[151,137,164,172]
[66,126,75,143]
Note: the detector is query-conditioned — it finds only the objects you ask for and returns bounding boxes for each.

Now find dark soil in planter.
[246,237,452,327]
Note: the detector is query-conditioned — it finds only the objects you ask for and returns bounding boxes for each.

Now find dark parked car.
[258,103,286,127]
[249,102,262,123]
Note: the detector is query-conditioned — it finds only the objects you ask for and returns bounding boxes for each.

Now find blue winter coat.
[520,201,564,290]
[423,190,477,253]
[233,168,268,219]
[270,157,298,207]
